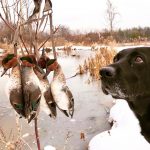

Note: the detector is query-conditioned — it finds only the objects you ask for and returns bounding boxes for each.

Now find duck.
[44,59,74,118]
[1,54,25,118]
[38,48,50,69]
[37,51,57,118]
[20,55,42,123]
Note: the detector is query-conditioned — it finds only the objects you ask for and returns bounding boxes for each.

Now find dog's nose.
[100,67,116,78]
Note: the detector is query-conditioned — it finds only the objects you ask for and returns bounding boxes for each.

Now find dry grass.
[78,47,116,80]
[0,43,13,52]
[0,115,32,150]
[0,127,23,150]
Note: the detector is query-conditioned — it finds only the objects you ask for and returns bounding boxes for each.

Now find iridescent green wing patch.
[20,56,33,64]
[31,98,40,111]
[2,54,15,64]
[14,103,23,110]
[47,59,56,66]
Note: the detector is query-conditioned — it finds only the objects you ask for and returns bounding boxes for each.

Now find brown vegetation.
[78,47,116,80]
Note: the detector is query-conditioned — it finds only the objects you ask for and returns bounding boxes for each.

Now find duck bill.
[69,108,74,118]
[28,113,36,123]
[1,68,8,77]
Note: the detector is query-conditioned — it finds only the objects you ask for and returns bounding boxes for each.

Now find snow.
[0,48,4,52]
[40,46,91,51]
[0,48,5,56]
[22,133,30,138]
[89,100,150,150]
[44,145,56,150]
[71,46,91,50]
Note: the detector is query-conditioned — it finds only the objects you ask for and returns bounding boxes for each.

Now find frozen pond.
[0,49,114,150]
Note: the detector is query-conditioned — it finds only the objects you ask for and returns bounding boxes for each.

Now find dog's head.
[100,47,150,143]
[100,47,150,108]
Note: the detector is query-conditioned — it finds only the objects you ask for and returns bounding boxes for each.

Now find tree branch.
[0,13,15,31]
[38,25,59,51]
[34,118,41,150]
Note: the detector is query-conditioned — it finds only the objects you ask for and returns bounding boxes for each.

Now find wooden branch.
[0,0,8,21]
[0,13,29,55]
[34,118,41,150]
[0,13,15,31]
[14,43,18,56]
[20,15,48,26]
[1,0,21,8]
[34,18,40,59]
[38,25,59,51]
[49,12,57,59]
[19,35,29,54]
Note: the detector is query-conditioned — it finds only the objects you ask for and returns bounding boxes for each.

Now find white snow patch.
[70,118,76,122]
[71,46,91,50]
[0,48,4,52]
[44,145,56,150]
[89,100,150,150]
[22,133,30,138]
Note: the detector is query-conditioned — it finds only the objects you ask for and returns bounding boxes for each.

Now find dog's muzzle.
[100,66,116,79]
[100,66,126,99]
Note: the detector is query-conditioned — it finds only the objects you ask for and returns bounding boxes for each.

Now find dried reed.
[79,47,116,80]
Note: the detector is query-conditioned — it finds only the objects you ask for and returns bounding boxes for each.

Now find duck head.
[43,59,57,78]
[38,49,50,69]
[1,54,18,77]
[20,55,43,73]
[20,55,36,67]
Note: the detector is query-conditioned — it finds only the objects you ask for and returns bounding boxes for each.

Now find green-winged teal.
[20,55,42,123]
[36,52,56,118]
[1,54,25,117]
[44,59,74,118]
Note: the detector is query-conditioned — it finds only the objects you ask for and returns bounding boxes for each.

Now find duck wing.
[21,67,42,123]
[28,90,41,123]
[23,87,41,123]
[62,85,74,118]
[9,89,25,117]
[44,87,57,118]
[34,67,57,118]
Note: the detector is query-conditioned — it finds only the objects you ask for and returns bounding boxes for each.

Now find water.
[0,49,114,150]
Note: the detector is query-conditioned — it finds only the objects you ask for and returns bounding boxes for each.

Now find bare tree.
[105,0,119,35]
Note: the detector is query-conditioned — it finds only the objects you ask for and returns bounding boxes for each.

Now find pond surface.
[0,49,114,150]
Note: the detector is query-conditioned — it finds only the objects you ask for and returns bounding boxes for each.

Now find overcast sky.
[52,0,150,32]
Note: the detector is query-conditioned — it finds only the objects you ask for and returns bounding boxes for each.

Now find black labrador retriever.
[100,47,150,143]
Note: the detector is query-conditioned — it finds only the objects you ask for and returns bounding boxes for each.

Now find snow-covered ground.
[0,48,5,57]
[89,100,150,150]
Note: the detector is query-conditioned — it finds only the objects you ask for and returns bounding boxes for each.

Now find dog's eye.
[135,56,143,63]
[113,56,118,62]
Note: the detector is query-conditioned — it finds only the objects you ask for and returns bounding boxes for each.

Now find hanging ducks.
[1,54,25,118]
[20,55,42,123]
[35,52,57,118]
[1,52,75,120]
[44,59,74,118]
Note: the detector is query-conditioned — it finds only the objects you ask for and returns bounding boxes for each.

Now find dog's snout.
[100,67,116,78]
